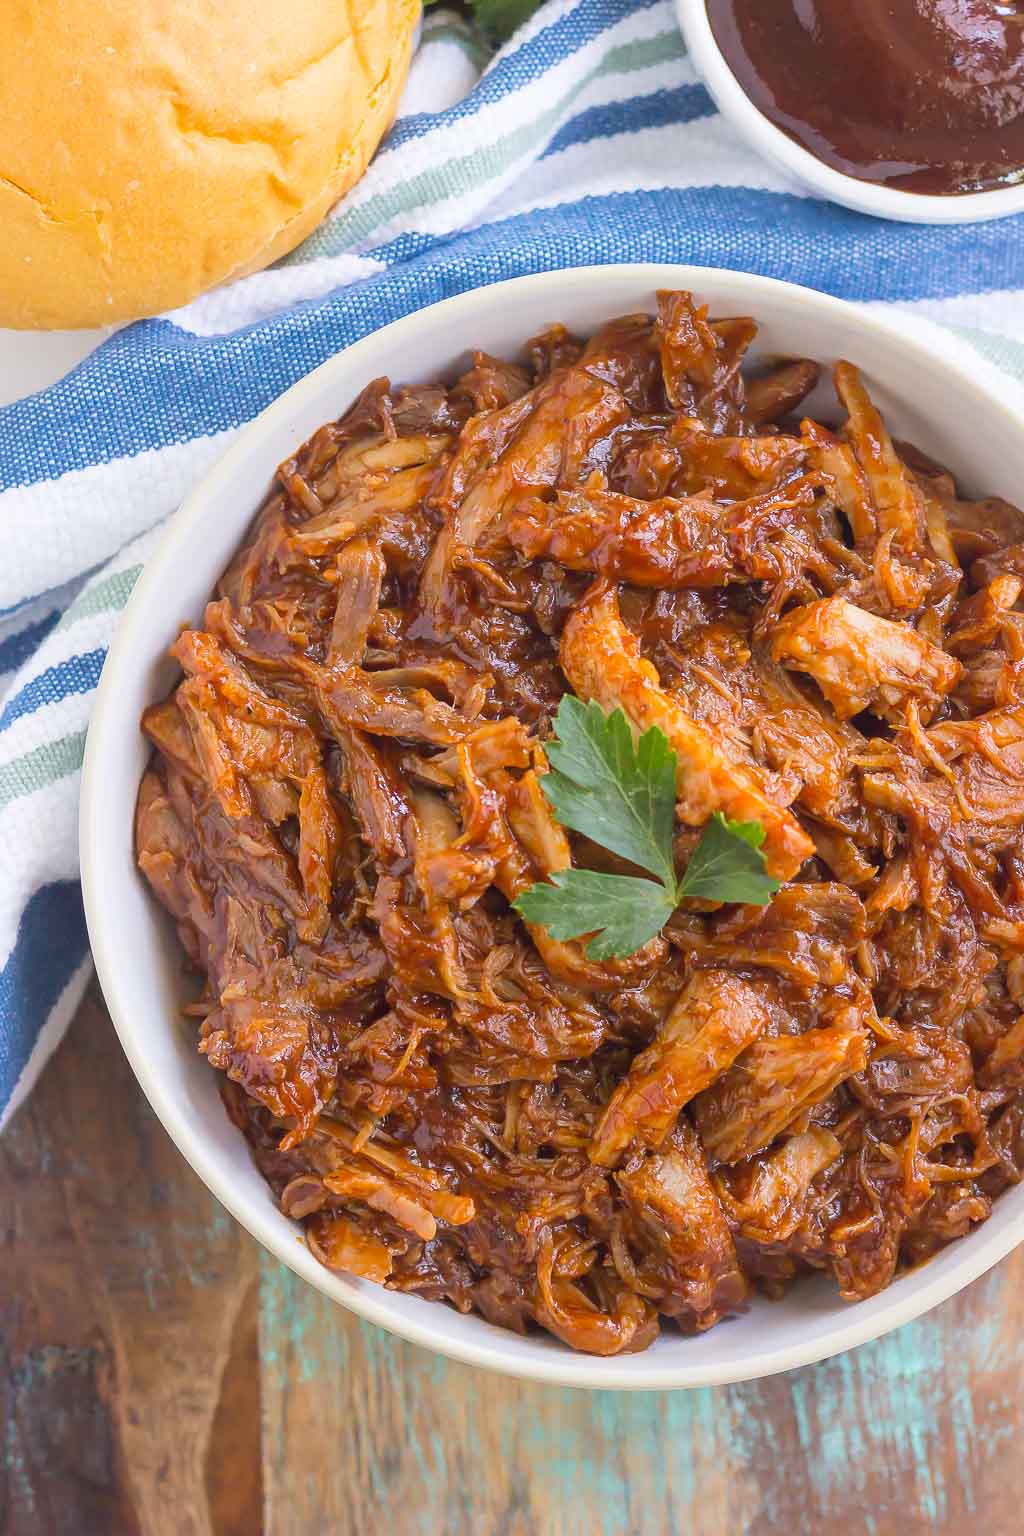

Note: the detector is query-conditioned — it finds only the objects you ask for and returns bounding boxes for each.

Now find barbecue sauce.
[706,0,1024,195]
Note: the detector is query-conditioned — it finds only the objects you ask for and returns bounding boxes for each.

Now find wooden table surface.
[3,986,1022,1536]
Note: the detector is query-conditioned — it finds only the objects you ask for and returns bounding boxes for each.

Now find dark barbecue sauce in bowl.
[706,0,1024,195]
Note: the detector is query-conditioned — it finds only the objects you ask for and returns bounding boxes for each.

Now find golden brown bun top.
[0,0,420,329]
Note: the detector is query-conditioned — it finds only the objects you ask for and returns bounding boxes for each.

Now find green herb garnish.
[513,696,780,959]
[675,811,779,906]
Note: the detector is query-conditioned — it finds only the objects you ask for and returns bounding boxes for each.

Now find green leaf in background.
[472,0,542,42]
[424,0,543,45]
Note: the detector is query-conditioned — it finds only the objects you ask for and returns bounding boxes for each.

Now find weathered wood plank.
[0,988,261,1536]
[259,1246,1024,1536]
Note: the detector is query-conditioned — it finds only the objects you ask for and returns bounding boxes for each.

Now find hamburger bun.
[0,0,419,329]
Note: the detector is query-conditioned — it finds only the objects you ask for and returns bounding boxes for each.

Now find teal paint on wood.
[259,1252,352,1381]
[257,1252,1024,1536]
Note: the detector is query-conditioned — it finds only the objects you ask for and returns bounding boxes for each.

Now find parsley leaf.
[514,869,676,962]
[541,696,677,888]
[677,813,782,906]
[511,698,779,959]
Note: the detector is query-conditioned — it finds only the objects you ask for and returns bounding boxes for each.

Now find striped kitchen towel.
[3,0,1024,1128]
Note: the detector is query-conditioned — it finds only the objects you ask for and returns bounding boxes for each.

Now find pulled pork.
[136,291,1024,1354]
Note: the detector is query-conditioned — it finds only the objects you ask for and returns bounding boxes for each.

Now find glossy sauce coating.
[707,0,1024,195]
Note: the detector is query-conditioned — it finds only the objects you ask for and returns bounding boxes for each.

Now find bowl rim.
[674,0,1024,226]
[81,262,1024,1389]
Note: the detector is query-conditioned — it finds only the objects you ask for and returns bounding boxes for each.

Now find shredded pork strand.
[136,291,1024,1355]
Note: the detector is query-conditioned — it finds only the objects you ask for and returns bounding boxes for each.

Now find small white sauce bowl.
[82,265,1024,1388]
[675,0,1024,225]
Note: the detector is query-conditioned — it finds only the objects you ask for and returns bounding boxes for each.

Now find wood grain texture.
[258,1256,1024,1536]
[1,987,261,1536]
[3,989,1024,1535]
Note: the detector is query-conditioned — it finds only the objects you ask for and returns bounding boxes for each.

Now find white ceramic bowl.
[675,0,1024,225]
[81,264,1024,1389]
